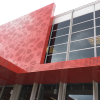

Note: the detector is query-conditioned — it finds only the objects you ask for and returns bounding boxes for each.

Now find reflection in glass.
[46,53,66,63]
[70,38,94,51]
[50,35,68,46]
[72,20,93,32]
[66,83,93,100]
[97,47,100,57]
[0,86,3,93]
[96,36,100,46]
[73,12,93,24]
[38,84,59,100]
[48,44,67,55]
[69,48,94,60]
[18,85,33,100]
[71,29,94,41]
[96,18,100,26]
[53,20,70,30]
[1,86,13,100]
[96,27,100,36]
[51,27,69,38]
[95,10,100,18]
[98,83,100,99]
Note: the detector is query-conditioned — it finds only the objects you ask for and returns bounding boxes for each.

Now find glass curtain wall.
[38,84,59,100]
[45,20,70,63]
[0,86,13,100]
[95,10,100,57]
[18,85,33,100]
[65,83,93,100]
[45,11,95,63]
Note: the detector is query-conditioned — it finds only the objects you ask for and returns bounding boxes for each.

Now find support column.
[93,81,98,100]
[0,86,5,99]
[10,84,22,100]
[30,83,38,100]
[58,82,63,100]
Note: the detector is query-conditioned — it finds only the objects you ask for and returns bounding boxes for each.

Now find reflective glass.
[50,35,68,46]
[96,18,100,26]
[0,86,3,93]
[38,84,59,100]
[95,10,100,18]
[71,29,94,41]
[51,27,69,38]
[46,53,66,63]
[70,38,94,51]
[73,12,93,24]
[18,85,33,100]
[66,83,93,100]
[98,83,100,99]
[53,20,70,30]
[96,27,100,36]
[1,86,13,100]
[48,44,67,55]
[96,36,100,46]
[72,20,93,32]
[69,48,94,60]
[97,47,100,57]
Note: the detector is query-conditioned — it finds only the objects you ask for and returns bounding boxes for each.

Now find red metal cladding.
[0,56,100,85]
[15,57,100,85]
[0,3,55,72]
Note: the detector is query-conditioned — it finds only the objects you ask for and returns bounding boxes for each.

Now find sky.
[0,0,98,25]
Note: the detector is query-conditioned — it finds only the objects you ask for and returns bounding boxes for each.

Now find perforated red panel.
[0,3,55,72]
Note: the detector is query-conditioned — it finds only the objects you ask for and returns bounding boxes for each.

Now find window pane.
[71,29,94,41]
[69,48,94,60]
[51,27,69,38]
[96,18,100,26]
[46,53,66,63]
[53,20,70,30]
[96,36,100,46]
[73,12,93,24]
[96,27,100,36]
[72,20,93,32]
[70,38,94,51]
[50,35,68,46]
[38,84,59,100]
[97,47,100,57]
[95,10,100,18]
[48,44,67,55]
[1,86,14,100]
[18,85,33,100]
[66,83,93,100]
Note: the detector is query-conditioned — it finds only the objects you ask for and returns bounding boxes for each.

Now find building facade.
[0,1,100,100]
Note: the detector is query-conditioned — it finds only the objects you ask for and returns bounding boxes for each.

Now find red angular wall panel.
[0,3,55,72]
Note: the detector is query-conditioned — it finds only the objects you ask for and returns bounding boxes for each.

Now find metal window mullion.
[94,5,97,57]
[44,25,54,63]
[66,10,74,61]
[93,4,98,100]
